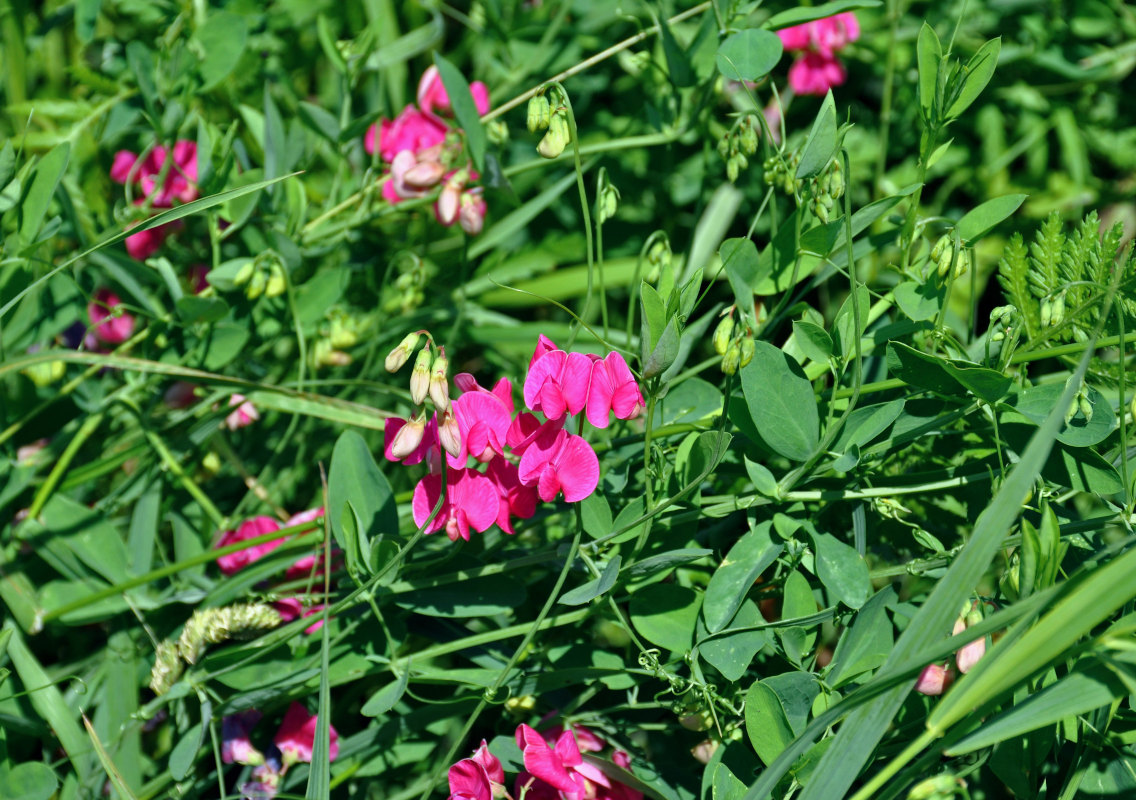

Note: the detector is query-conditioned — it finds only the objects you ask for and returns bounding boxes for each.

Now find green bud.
[739,334,755,367]
[429,347,451,412]
[264,263,287,298]
[234,259,256,286]
[717,134,731,161]
[815,201,829,224]
[726,156,739,183]
[486,120,509,146]
[386,332,421,372]
[1051,290,1065,327]
[721,343,741,375]
[1079,391,1093,423]
[712,316,735,355]
[739,118,758,156]
[952,249,970,279]
[527,94,551,133]
[246,268,267,299]
[537,112,569,158]
[1040,299,1053,328]
[598,183,620,224]
[906,775,960,800]
[410,346,433,405]
[930,235,950,263]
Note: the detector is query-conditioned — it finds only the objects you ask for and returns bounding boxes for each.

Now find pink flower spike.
[412,468,500,541]
[586,352,645,429]
[274,702,338,765]
[110,151,139,184]
[215,516,286,575]
[88,289,136,345]
[518,426,599,503]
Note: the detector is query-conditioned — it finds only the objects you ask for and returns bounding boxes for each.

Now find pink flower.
[515,724,641,800]
[164,381,198,409]
[451,383,514,463]
[225,394,260,430]
[412,468,500,541]
[87,289,135,345]
[914,663,952,696]
[517,423,599,503]
[274,702,338,765]
[221,711,264,765]
[449,758,493,800]
[777,13,860,59]
[459,190,488,235]
[585,352,645,429]
[366,106,449,162]
[124,220,176,260]
[215,516,287,575]
[953,616,986,674]
[273,597,326,635]
[524,347,595,421]
[418,65,491,117]
[485,455,538,534]
[787,52,848,96]
[111,141,199,206]
[470,740,506,787]
[387,147,447,203]
[385,414,441,467]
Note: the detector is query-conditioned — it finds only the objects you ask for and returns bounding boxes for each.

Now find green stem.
[847,728,937,800]
[26,412,104,520]
[874,0,901,195]
[557,84,596,349]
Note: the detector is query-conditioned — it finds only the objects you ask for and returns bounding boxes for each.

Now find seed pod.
[713,316,735,355]
[527,94,550,133]
[409,346,433,405]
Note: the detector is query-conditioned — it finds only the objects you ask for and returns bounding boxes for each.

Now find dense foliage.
[2,1,1136,799]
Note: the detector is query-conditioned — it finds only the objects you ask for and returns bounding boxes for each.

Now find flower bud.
[952,249,970,279]
[739,334,755,367]
[234,260,256,286]
[913,663,950,696]
[1078,391,1093,423]
[437,410,462,458]
[739,119,758,156]
[246,268,267,299]
[486,120,509,146]
[386,331,422,372]
[390,413,427,459]
[726,156,739,183]
[527,94,550,133]
[410,346,433,405]
[403,159,446,189]
[265,263,287,298]
[712,316,735,355]
[814,200,829,224]
[1051,290,1065,327]
[907,775,961,800]
[598,183,620,224]
[717,134,731,161]
[429,347,450,412]
[721,343,741,375]
[537,112,569,159]
[930,234,950,263]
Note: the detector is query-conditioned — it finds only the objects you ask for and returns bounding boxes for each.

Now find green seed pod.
[527,94,550,133]
[712,316,735,355]
[739,334,755,367]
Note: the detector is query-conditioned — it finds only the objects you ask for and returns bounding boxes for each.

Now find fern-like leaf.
[1028,211,1065,300]
[997,233,1039,340]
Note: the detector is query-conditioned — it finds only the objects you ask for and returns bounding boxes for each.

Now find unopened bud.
[246,268,267,299]
[486,120,509,146]
[265,263,286,298]
[907,775,960,800]
[712,316,735,355]
[410,346,433,405]
[1040,299,1053,328]
[1078,391,1093,422]
[739,334,755,367]
[537,112,569,159]
[739,119,758,156]
[527,94,551,133]
[404,159,446,189]
[815,201,829,224]
[437,410,462,458]
[930,235,950,263]
[717,134,731,161]
[390,414,427,459]
[598,184,620,224]
[721,343,741,375]
[330,318,358,350]
[1051,291,1065,327]
[726,156,739,183]
[234,260,255,286]
[429,347,450,412]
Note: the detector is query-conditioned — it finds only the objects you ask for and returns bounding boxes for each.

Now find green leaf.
[916,23,942,120]
[658,14,696,87]
[75,0,101,43]
[893,279,945,322]
[886,342,1011,402]
[581,491,613,538]
[716,29,783,82]
[395,575,526,617]
[744,456,779,497]
[630,584,702,652]
[713,763,747,800]
[792,321,833,364]
[826,587,896,688]
[306,604,332,800]
[175,295,229,324]
[745,681,796,765]
[946,38,1001,119]
[956,193,1026,244]
[810,532,871,609]
[640,282,667,357]
[433,52,487,172]
[328,430,398,574]
[796,91,837,179]
[560,557,622,606]
[625,549,712,579]
[832,399,904,452]
[740,342,819,461]
[193,12,248,90]
[1009,382,1116,447]
[361,666,410,717]
[699,601,771,682]
[703,521,782,633]
[0,763,59,800]
[168,720,204,782]
[766,0,882,30]
[18,142,69,246]
[643,318,681,379]
[721,238,761,321]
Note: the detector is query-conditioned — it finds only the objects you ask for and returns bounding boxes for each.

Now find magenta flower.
[418,65,491,118]
[273,597,326,635]
[274,702,339,765]
[517,423,599,503]
[366,105,449,163]
[124,220,177,260]
[586,352,645,429]
[777,12,860,96]
[451,383,514,463]
[485,455,538,534]
[163,381,197,409]
[412,468,501,541]
[215,516,286,575]
[221,711,264,765]
[459,190,488,235]
[87,288,135,346]
[111,141,199,260]
[225,394,260,430]
[524,347,594,421]
[953,615,987,674]
[914,663,952,696]
[515,724,642,800]
[385,413,441,467]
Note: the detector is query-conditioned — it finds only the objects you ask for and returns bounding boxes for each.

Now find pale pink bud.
[225,395,260,430]
[404,159,446,189]
[435,179,463,226]
[410,347,433,405]
[914,663,951,696]
[385,332,421,372]
[429,347,451,412]
[956,636,986,674]
[390,414,427,459]
[437,410,462,458]
[459,191,487,235]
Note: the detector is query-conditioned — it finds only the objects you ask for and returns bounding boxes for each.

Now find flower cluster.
[110,140,199,259]
[365,67,489,234]
[915,601,990,696]
[213,507,330,632]
[384,334,644,542]
[221,703,339,800]
[777,13,860,96]
[86,288,135,350]
[446,725,641,800]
